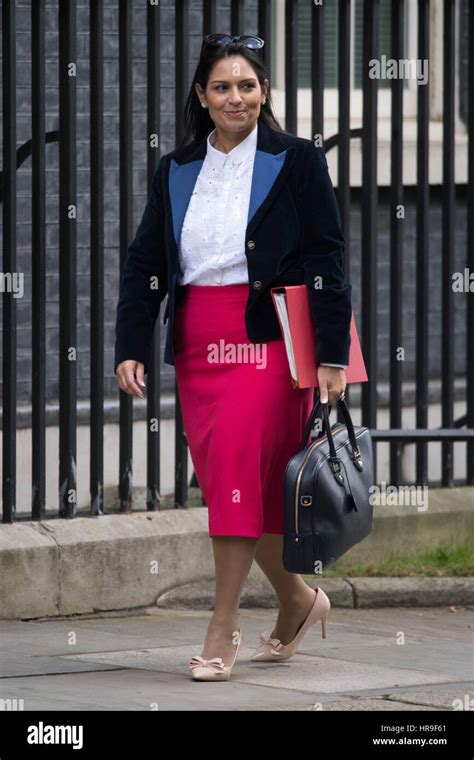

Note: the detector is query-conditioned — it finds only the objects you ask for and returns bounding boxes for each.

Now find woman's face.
[196,55,268,136]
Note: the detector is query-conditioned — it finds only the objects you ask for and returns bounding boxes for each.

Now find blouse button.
[247,240,256,250]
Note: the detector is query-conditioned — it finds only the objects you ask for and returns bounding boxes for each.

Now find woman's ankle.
[209,612,240,631]
[278,586,316,612]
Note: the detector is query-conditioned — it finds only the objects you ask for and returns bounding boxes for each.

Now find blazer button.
[247,240,255,250]
[253,280,262,290]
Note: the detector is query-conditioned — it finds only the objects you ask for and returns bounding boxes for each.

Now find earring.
[262,98,266,105]
[201,102,207,108]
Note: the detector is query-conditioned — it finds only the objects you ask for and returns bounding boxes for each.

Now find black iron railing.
[1,0,473,524]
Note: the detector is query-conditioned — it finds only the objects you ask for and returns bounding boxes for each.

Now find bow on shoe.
[189,655,225,672]
[260,631,283,655]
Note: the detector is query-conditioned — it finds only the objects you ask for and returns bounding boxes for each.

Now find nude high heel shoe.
[189,629,243,681]
[250,587,330,662]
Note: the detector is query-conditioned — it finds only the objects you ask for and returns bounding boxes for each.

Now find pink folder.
[270,285,368,389]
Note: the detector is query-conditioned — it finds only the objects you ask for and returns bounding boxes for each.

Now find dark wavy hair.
[178,38,286,149]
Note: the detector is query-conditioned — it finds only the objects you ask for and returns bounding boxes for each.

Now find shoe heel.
[321,613,329,638]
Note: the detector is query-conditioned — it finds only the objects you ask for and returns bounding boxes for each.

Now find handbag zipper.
[294,423,345,536]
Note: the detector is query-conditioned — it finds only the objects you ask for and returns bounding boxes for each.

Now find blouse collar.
[206,120,258,169]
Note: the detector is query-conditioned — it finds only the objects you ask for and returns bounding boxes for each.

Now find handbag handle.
[299,397,364,473]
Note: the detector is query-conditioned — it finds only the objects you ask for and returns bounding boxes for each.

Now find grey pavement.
[0,603,473,711]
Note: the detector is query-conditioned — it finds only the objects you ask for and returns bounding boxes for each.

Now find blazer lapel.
[168,119,297,255]
[168,159,203,253]
[246,142,296,239]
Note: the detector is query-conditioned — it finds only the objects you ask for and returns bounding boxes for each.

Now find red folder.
[270,285,368,389]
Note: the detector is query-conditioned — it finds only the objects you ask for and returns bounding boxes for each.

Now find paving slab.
[0,606,472,711]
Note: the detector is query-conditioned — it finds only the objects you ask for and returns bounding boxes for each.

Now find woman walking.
[114,34,352,681]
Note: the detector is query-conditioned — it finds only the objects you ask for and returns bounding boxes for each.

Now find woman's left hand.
[317,366,347,405]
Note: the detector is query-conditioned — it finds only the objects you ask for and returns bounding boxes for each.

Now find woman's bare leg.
[253,533,318,644]
[200,536,258,665]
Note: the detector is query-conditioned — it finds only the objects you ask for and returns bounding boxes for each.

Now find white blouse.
[178,121,257,286]
[177,121,345,369]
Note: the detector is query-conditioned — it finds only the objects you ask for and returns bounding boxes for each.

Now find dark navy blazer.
[114,117,352,374]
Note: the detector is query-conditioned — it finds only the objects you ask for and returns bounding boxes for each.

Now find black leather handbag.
[282,397,375,574]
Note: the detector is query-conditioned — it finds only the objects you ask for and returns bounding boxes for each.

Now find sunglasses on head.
[203,34,265,50]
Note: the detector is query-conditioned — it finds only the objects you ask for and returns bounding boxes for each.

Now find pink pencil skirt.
[173,283,314,538]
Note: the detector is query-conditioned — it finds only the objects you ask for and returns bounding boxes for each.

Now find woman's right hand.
[116,360,146,398]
